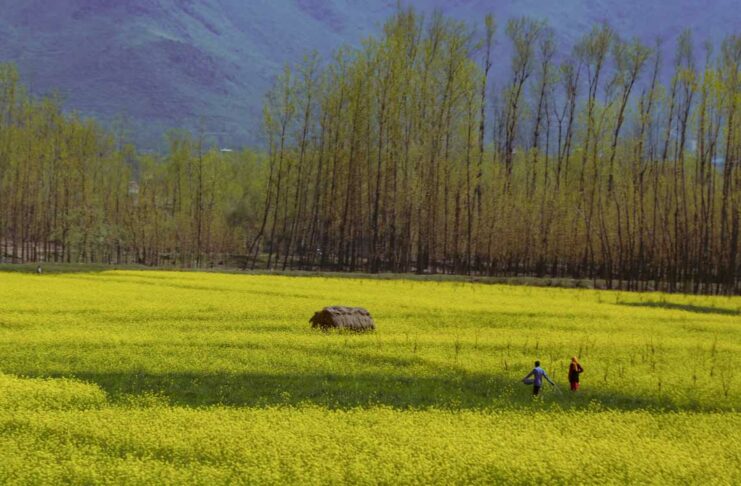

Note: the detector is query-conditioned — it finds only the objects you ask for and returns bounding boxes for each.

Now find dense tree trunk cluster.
[0,9,739,293]
[0,65,265,268]
[254,10,740,293]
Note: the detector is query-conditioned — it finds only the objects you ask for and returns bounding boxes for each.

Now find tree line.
[0,64,265,268]
[0,9,739,293]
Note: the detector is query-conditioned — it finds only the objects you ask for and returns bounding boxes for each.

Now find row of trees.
[0,9,739,293]
[253,10,740,293]
[0,64,264,267]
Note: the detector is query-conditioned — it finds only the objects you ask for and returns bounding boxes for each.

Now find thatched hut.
[309,306,375,332]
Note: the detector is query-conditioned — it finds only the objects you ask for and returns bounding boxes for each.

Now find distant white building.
[128,180,140,196]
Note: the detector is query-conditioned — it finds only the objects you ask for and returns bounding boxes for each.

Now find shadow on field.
[619,301,739,316]
[31,369,700,411]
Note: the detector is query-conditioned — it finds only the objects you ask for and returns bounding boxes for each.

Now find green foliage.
[1,11,740,293]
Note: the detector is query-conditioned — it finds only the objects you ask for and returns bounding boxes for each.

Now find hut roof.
[309,306,375,332]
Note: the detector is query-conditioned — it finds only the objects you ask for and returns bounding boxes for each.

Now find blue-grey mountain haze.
[0,0,738,149]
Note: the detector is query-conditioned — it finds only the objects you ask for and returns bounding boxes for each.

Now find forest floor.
[0,270,739,484]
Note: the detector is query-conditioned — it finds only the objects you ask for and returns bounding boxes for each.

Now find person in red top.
[568,356,584,391]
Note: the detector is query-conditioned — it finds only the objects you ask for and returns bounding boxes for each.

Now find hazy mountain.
[0,0,738,149]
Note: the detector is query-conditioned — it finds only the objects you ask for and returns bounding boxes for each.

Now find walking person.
[568,356,584,391]
[522,360,555,396]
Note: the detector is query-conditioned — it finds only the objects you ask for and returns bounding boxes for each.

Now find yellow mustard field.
[0,270,739,484]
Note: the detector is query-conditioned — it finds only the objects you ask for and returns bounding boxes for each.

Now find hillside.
[0,0,738,149]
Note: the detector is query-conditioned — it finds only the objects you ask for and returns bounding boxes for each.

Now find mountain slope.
[0,0,738,149]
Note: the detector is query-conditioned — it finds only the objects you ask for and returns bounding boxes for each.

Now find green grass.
[0,270,739,484]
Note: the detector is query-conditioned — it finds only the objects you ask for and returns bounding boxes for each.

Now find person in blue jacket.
[522,360,555,396]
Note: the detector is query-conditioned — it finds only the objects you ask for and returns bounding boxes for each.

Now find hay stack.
[309,306,375,332]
